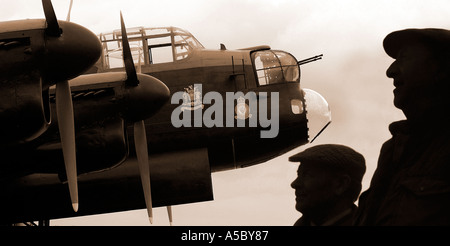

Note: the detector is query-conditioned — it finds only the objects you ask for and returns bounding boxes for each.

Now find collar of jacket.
[389,115,450,136]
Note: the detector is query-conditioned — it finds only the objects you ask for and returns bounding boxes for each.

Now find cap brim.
[288,152,303,162]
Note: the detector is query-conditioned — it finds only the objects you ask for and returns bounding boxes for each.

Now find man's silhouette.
[356,28,450,225]
[290,144,366,226]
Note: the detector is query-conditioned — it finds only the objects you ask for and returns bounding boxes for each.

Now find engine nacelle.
[0,71,51,145]
[75,117,129,175]
[32,116,128,179]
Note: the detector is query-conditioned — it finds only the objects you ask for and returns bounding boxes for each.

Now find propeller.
[43,0,78,212]
[42,0,61,37]
[55,81,78,212]
[66,0,73,22]
[134,121,153,224]
[167,206,173,226]
[121,13,139,86]
[120,12,153,224]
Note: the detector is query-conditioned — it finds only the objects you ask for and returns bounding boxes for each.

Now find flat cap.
[383,28,450,59]
[289,144,366,182]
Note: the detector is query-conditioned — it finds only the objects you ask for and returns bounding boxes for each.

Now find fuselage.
[91,27,311,172]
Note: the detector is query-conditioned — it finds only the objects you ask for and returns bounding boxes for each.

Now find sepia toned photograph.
[1,0,449,236]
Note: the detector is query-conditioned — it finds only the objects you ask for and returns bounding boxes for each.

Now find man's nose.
[291,178,300,189]
[386,60,398,78]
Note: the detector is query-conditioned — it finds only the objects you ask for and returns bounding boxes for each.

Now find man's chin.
[295,203,308,214]
[393,97,404,110]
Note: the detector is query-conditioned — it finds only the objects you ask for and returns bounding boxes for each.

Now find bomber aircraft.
[0,1,330,225]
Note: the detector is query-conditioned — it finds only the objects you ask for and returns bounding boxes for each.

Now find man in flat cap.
[355,28,450,225]
[290,144,366,226]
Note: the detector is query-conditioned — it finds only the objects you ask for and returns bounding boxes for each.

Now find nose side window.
[253,50,283,86]
[275,51,300,82]
[252,50,300,86]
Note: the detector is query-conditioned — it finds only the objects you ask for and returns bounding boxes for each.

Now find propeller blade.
[167,206,173,226]
[42,0,61,37]
[120,12,139,86]
[134,120,153,224]
[55,80,78,212]
[66,0,73,21]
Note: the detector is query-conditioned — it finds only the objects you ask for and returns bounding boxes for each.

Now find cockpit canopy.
[98,26,204,69]
[252,50,300,86]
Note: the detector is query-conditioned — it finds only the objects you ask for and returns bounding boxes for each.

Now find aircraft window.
[149,46,174,64]
[173,33,203,61]
[174,35,191,61]
[105,43,144,69]
[254,51,283,85]
[291,99,304,114]
[148,36,174,64]
[253,50,300,86]
[99,27,204,69]
[274,51,300,82]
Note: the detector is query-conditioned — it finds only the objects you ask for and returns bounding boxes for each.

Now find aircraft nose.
[44,21,102,82]
[303,88,331,142]
[120,74,170,122]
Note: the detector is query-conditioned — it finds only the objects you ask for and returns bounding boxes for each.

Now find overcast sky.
[2,0,450,226]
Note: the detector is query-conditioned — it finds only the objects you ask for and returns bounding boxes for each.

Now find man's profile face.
[386,43,440,114]
[290,162,337,214]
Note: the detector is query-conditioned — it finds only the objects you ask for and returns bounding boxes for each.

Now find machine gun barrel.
[297,54,323,66]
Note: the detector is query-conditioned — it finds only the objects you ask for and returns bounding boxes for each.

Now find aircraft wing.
[0,148,212,223]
